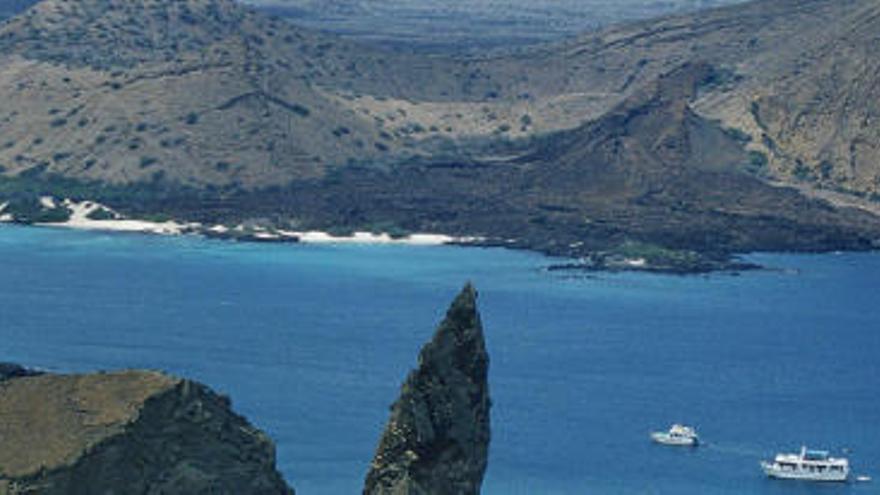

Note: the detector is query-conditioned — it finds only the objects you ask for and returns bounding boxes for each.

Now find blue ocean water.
[0,224,878,494]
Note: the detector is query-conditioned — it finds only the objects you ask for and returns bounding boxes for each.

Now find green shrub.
[291,104,310,117]
[86,207,116,220]
[139,156,158,168]
[820,160,834,180]
[793,160,812,180]
[723,127,752,143]
[747,150,768,172]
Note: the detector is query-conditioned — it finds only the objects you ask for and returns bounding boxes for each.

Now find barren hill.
[2,0,880,270]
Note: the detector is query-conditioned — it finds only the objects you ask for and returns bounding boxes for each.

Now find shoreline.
[0,197,822,275]
[4,198,474,247]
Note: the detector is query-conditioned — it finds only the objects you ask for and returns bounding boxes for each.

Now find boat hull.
[651,432,698,446]
[761,462,849,482]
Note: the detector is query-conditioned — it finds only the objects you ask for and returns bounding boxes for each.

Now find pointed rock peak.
[418,282,486,380]
[364,283,491,495]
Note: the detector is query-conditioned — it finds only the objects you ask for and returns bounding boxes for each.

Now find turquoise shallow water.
[1,224,878,494]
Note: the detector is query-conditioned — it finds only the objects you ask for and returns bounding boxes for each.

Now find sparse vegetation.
[820,160,834,180]
[139,156,158,168]
[86,207,116,220]
[723,127,752,143]
[746,150,767,173]
[291,104,310,117]
[2,197,71,224]
[793,160,812,180]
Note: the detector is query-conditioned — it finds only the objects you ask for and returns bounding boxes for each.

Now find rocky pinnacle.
[364,283,491,495]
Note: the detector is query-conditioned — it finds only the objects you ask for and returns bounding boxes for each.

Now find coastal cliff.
[0,369,293,494]
[364,283,491,495]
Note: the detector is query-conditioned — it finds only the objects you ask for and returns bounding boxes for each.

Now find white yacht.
[761,446,849,482]
[650,424,699,446]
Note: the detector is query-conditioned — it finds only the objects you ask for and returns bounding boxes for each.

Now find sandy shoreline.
[9,198,471,247]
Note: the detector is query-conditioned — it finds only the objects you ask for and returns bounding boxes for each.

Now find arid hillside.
[2,0,880,270]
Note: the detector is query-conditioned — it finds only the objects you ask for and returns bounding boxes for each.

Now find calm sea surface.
[1,224,878,494]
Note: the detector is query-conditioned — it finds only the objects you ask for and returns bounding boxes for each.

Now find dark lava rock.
[364,283,491,495]
[0,362,41,381]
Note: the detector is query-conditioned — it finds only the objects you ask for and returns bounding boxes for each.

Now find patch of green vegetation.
[291,104,310,117]
[750,101,767,131]
[793,160,813,180]
[52,152,72,162]
[612,241,701,266]
[363,220,411,239]
[139,213,173,223]
[746,150,768,174]
[819,160,834,180]
[86,207,115,221]
[2,198,71,224]
[723,126,752,143]
[332,126,351,138]
[139,156,158,168]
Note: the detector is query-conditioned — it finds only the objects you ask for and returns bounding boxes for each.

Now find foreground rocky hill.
[0,368,293,494]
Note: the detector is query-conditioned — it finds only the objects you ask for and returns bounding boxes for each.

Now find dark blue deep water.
[1,225,878,494]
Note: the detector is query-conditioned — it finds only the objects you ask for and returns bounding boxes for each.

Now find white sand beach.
[43,199,197,235]
[20,197,477,246]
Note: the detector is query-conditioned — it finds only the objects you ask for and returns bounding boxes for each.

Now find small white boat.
[761,446,849,482]
[650,424,699,446]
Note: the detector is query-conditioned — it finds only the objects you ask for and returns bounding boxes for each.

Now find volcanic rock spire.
[364,283,491,495]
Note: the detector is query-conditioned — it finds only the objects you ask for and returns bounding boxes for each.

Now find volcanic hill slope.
[2,0,880,270]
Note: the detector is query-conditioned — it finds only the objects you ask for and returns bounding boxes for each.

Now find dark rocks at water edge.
[0,370,293,494]
[364,283,491,495]
[0,362,42,381]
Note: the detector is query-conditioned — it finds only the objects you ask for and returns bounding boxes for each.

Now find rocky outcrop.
[0,370,293,494]
[364,283,491,495]
[0,362,41,381]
